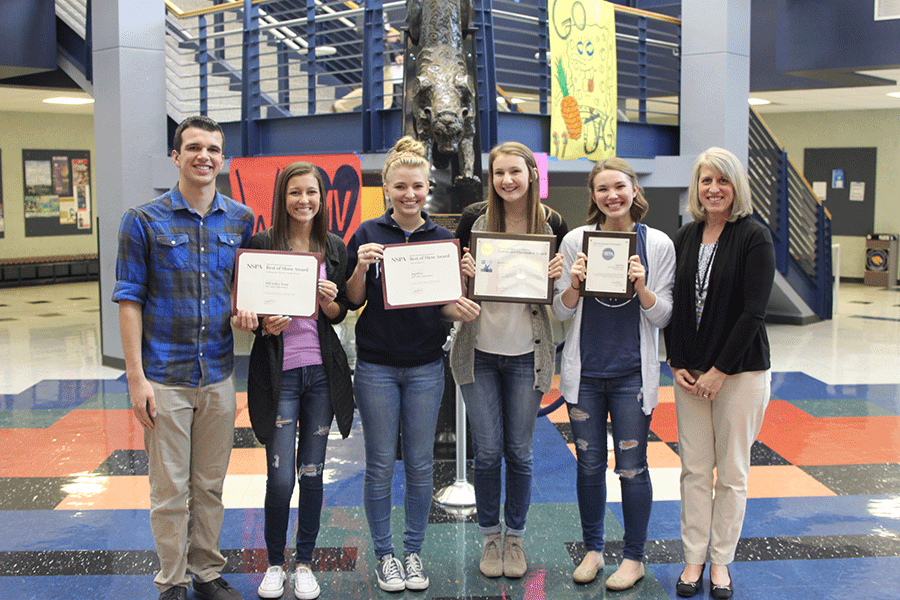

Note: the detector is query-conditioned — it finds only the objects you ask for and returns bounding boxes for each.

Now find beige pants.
[146,376,236,590]
[674,370,770,565]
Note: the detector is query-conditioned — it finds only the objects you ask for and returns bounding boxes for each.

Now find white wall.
[0,110,97,259]
[762,108,900,280]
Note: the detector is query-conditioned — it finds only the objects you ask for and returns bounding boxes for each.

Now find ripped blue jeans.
[264,364,333,566]
[567,370,652,561]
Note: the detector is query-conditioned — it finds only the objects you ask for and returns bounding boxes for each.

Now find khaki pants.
[674,370,770,565]
[146,376,236,590]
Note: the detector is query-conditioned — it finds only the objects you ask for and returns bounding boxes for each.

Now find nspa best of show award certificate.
[380,239,463,309]
[233,249,320,318]
[581,230,636,299]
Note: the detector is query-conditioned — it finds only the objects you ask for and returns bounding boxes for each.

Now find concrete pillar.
[679,0,750,167]
[94,0,168,368]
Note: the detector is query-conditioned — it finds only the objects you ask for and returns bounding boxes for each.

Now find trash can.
[865,234,898,287]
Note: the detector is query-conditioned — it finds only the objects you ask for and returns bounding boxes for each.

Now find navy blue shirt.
[580,223,647,378]
[346,210,455,367]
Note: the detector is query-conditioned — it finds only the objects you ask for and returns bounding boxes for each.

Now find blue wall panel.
[0,0,56,76]
[752,0,900,92]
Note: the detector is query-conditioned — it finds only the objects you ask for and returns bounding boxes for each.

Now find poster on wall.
[549,0,617,160]
[75,184,91,229]
[228,154,362,245]
[21,149,92,237]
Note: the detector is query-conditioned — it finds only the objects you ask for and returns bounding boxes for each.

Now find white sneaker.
[257,565,286,599]
[293,565,320,600]
[404,552,430,590]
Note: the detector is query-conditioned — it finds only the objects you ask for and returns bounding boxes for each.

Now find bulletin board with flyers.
[21,149,92,237]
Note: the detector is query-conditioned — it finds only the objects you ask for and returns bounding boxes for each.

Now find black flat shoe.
[675,564,705,597]
[711,566,734,600]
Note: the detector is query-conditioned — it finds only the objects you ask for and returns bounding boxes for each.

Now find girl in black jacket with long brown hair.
[245,161,355,600]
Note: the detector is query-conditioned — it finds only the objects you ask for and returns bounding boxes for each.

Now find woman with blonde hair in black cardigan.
[665,147,775,600]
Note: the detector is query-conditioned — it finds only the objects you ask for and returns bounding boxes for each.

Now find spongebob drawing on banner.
[550,0,616,160]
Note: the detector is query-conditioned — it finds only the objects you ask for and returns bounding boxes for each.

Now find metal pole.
[433,385,476,508]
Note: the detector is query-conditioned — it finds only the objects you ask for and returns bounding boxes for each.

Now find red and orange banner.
[228,154,362,244]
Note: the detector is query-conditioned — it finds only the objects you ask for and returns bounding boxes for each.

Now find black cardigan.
[665,216,775,375]
[246,230,355,444]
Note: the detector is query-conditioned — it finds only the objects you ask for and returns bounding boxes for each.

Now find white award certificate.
[233,249,320,318]
[469,232,555,304]
[381,239,463,309]
[581,230,636,299]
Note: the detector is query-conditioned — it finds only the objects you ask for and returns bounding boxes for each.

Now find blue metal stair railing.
[56,0,682,156]
[748,107,833,320]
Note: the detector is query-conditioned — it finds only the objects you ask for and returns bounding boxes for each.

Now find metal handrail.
[491,8,679,51]
[165,0,268,19]
[613,3,681,25]
[749,106,832,317]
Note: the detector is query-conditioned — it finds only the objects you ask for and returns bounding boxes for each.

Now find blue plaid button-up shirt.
[112,187,254,387]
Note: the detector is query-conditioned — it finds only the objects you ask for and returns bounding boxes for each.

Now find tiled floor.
[1,281,899,599]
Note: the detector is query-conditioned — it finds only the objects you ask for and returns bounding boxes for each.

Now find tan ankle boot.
[479,533,503,578]
[503,535,527,578]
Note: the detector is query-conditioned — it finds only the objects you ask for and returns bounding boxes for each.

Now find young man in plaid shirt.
[113,116,256,600]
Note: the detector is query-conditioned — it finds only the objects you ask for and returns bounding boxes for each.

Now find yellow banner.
[549,0,617,160]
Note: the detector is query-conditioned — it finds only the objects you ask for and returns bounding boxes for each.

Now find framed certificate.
[233,249,321,318]
[581,230,636,299]
[381,239,463,309]
[468,232,556,304]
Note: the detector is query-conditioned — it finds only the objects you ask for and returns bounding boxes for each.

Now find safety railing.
[57,0,680,147]
[165,0,369,124]
[748,107,832,319]
[56,0,87,38]
[490,1,680,124]
[162,0,680,129]
[613,5,680,125]
[55,0,92,81]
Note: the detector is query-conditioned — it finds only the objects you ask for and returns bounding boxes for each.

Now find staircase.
[748,106,833,321]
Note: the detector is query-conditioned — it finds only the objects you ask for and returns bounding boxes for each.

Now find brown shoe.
[503,535,527,578]
[573,550,604,584]
[479,533,503,578]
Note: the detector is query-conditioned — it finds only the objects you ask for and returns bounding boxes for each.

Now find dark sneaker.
[375,555,405,592]
[194,576,243,600]
[159,587,187,600]
[404,552,429,590]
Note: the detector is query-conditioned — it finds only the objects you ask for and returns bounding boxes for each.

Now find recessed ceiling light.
[748,98,771,106]
[887,92,900,98]
[43,97,95,105]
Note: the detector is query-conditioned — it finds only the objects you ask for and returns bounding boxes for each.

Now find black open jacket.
[664,216,775,375]
[246,229,355,443]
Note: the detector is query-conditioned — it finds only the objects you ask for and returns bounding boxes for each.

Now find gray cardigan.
[450,215,556,394]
